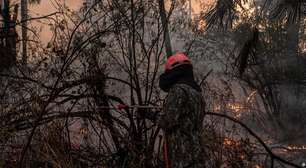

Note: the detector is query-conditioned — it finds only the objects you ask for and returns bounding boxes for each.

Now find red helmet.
[165,53,192,71]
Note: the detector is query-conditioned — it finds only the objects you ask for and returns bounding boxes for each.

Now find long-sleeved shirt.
[159,83,206,168]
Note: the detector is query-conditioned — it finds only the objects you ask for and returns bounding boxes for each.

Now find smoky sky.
[30,0,83,43]
[30,0,214,44]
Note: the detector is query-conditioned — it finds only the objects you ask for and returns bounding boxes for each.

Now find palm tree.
[204,0,306,140]
[158,0,173,57]
[20,0,41,65]
[205,0,305,28]
[21,0,27,64]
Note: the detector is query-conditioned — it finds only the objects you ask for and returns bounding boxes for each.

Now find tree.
[0,0,177,166]
[203,0,306,141]
[0,0,304,167]
[0,0,18,72]
[21,0,28,64]
[20,0,41,65]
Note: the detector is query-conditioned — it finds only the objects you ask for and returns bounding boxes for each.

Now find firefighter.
[159,53,206,168]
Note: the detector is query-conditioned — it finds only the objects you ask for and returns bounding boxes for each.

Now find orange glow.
[30,0,83,44]
[79,127,88,135]
[213,102,247,118]
[227,103,245,118]
[165,0,215,16]
[227,103,244,113]
[223,137,239,146]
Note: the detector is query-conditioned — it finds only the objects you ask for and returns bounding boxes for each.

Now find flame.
[227,103,244,113]
[223,138,234,146]
[213,103,244,112]
[79,127,88,135]
[213,102,246,118]
[227,103,245,118]
[223,137,240,146]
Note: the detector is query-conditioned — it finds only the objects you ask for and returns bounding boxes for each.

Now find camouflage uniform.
[160,83,205,168]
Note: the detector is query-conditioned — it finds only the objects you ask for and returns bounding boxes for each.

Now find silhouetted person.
[159,53,205,168]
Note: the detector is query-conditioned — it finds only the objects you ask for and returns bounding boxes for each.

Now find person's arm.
[159,86,187,133]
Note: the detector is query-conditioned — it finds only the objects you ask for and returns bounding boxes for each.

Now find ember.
[227,103,245,118]
[223,137,239,146]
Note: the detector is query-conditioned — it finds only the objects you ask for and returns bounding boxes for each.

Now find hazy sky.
[29,0,83,43]
[30,0,82,14]
[29,0,212,44]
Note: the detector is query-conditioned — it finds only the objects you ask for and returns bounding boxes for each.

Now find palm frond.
[269,0,305,24]
[235,27,259,76]
[204,0,247,29]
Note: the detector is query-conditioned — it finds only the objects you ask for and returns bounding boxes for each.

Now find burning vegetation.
[0,0,305,167]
